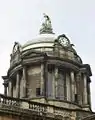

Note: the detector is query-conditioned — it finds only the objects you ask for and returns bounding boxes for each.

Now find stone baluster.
[23,66,27,97]
[70,71,75,102]
[16,72,20,98]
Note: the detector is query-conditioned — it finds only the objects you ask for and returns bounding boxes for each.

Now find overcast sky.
[0,0,95,111]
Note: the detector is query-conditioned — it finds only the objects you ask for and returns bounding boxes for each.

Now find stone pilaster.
[23,66,27,97]
[16,72,20,98]
[83,74,88,105]
[70,71,75,102]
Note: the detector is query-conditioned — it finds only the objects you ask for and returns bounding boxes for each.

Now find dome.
[22,33,57,51]
[22,14,57,51]
[10,13,82,66]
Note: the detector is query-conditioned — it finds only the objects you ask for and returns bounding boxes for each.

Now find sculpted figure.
[12,42,22,54]
[40,13,53,34]
[43,13,52,29]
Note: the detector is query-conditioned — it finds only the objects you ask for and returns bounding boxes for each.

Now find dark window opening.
[36,88,40,96]
[75,94,78,103]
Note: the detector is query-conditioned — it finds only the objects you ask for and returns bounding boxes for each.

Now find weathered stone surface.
[2,15,94,120]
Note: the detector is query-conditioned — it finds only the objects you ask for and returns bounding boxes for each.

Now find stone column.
[23,66,27,97]
[4,84,7,96]
[8,81,12,97]
[2,76,8,96]
[83,74,88,105]
[88,82,91,107]
[52,69,55,99]
[44,62,48,97]
[16,72,20,98]
[76,72,82,105]
[70,71,75,102]
[41,63,44,96]
[52,70,55,99]
[55,67,58,98]
[64,73,67,100]
[66,73,71,101]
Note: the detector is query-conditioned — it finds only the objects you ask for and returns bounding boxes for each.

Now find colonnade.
[3,64,90,106]
[3,66,27,98]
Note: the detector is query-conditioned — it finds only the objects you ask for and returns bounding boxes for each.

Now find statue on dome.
[39,13,54,34]
[12,42,22,54]
[43,13,52,29]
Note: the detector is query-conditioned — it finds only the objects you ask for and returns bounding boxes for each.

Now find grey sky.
[0,0,95,111]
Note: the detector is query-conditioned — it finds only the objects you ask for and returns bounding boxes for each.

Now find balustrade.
[0,94,66,119]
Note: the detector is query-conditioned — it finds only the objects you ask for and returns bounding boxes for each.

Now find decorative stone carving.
[54,109,72,118]
[12,42,22,54]
[39,13,53,34]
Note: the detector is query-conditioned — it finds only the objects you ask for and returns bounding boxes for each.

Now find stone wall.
[27,65,41,98]
[0,115,21,120]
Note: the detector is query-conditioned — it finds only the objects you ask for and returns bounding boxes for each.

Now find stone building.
[1,14,95,120]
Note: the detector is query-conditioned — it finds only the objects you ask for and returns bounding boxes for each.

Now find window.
[36,88,40,96]
[75,94,78,103]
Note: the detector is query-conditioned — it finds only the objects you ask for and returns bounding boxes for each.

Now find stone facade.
[1,14,95,120]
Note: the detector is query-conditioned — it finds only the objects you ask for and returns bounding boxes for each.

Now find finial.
[39,13,54,34]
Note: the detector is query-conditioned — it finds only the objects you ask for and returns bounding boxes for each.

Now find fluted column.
[16,72,20,98]
[23,66,27,97]
[70,71,75,102]
[55,67,58,98]
[83,74,88,105]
